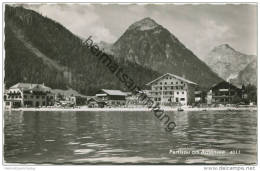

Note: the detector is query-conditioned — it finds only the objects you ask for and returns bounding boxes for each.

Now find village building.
[146,73,198,106]
[194,90,203,103]
[87,96,107,108]
[95,89,127,106]
[4,83,55,108]
[207,81,242,105]
[194,90,208,105]
[125,91,146,107]
[51,89,87,106]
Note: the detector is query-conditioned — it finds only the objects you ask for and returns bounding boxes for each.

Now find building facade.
[146,73,198,106]
[87,96,107,108]
[95,89,127,107]
[4,83,55,108]
[207,81,242,105]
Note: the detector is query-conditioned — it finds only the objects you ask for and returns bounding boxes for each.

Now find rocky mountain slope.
[111,17,223,88]
[230,58,257,86]
[204,44,256,81]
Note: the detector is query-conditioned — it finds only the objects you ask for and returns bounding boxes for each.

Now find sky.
[22,3,257,58]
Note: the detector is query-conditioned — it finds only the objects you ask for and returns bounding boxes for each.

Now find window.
[42,96,45,99]
[171,86,173,90]
[160,82,162,85]
[158,98,161,101]
[24,95,27,99]
[180,98,185,101]
[36,96,39,99]
[176,82,178,84]
[181,81,183,84]
[165,82,167,85]
[30,95,33,98]
[177,92,179,95]
[176,98,179,102]
[171,82,173,84]
[176,87,178,90]
[160,87,162,90]
[182,92,184,94]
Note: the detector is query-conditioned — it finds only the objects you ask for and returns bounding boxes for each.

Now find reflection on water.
[4,110,257,164]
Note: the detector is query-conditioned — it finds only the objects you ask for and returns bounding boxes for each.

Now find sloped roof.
[87,97,98,102]
[101,89,127,96]
[31,84,51,92]
[210,81,240,90]
[10,83,51,91]
[10,83,34,89]
[146,73,198,85]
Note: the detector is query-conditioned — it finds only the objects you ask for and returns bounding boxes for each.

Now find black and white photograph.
[2,1,258,168]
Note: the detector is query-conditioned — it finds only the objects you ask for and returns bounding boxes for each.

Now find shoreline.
[5,106,257,112]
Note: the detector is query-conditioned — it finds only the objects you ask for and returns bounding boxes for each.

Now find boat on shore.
[177,107,184,111]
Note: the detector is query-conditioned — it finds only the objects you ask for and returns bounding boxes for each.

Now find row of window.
[153,91,185,95]
[110,101,125,105]
[165,76,184,82]
[24,95,46,99]
[155,86,184,90]
[154,97,186,102]
[213,92,235,96]
[8,91,21,94]
[7,95,21,99]
[157,81,185,85]
[8,95,54,100]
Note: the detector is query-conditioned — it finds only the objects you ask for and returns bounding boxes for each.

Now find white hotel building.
[146,73,198,106]
[4,83,55,108]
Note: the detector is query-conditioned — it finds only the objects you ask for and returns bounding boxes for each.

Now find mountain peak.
[214,44,235,51]
[204,42,256,81]
[128,17,159,31]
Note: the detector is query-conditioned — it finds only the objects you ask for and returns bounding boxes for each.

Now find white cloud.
[193,18,235,57]
[23,4,257,57]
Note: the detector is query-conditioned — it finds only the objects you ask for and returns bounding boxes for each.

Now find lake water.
[4,110,257,164]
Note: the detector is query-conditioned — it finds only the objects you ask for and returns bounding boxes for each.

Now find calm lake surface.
[4,110,257,164]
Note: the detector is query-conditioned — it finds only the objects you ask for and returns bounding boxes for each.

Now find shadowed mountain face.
[4,6,160,95]
[111,17,223,88]
[204,44,257,82]
[230,58,257,87]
